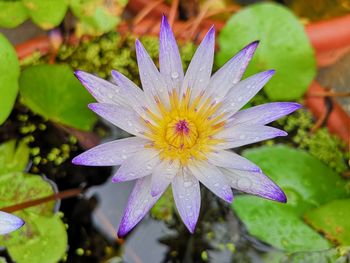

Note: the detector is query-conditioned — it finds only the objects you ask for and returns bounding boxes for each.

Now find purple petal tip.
[71,157,81,165]
[117,226,128,238]
[87,103,98,111]
[247,40,260,49]
[292,102,303,110]
[225,192,234,203]
[111,176,121,183]
[279,130,288,136]
[268,69,276,75]
[272,188,287,203]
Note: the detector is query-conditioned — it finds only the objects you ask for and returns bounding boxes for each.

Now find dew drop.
[134,209,143,218]
[184,181,193,188]
[239,134,246,140]
[171,72,179,79]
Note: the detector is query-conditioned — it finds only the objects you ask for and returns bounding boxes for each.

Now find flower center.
[143,89,226,165]
[165,119,198,149]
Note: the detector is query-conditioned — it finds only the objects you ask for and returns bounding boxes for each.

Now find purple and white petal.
[214,124,287,149]
[117,176,164,237]
[205,41,259,102]
[135,40,169,107]
[159,15,184,93]
[72,137,150,166]
[111,70,150,115]
[207,150,261,172]
[112,149,160,183]
[0,211,24,235]
[188,162,233,203]
[151,159,180,196]
[180,27,215,101]
[172,168,200,233]
[75,70,128,107]
[228,102,302,126]
[221,168,286,202]
[217,70,275,119]
[88,103,147,137]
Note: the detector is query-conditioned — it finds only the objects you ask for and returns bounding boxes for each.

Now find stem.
[0,188,82,213]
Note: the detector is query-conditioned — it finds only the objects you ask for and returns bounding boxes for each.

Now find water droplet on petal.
[184,181,193,188]
[171,72,179,79]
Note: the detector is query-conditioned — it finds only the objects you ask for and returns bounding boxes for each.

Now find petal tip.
[71,156,82,165]
[275,189,287,203]
[279,130,288,136]
[292,102,303,110]
[161,14,169,26]
[268,69,276,75]
[111,176,121,183]
[87,103,98,111]
[117,225,129,238]
[246,40,260,50]
[224,191,234,203]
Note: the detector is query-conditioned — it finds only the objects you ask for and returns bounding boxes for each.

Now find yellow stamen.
[144,88,225,166]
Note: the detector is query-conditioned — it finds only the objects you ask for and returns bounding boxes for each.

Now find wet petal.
[180,27,215,101]
[229,102,302,126]
[221,168,286,202]
[188,162,233,203]
[207,150,261,172]
[112,149,160,183]
[172,169,201,233]
[111,70,149,115]
[159,15,184,92]
[206,41,259,102]
[75,70,128,107]
[88,103,147,137]
[218,70,275,118]
[72,137,150,166]
[0,211,24,235]
[135,40,169,107]
[151,159,180,196]
[117,176,164,237]
[215,124,287,149]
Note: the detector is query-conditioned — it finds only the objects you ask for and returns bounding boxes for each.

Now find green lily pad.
[70,0,127,36]
[305,199,350,246]
[22,0,68,29]
[0,140,29,176]
[19,64,97,131]
[0,33,20,125]
[0,172,67,263]
[217,3,316,100]
[6,213,67,263]
[0,1,28,28]
[234,196,330,252]
[232,145,348,252]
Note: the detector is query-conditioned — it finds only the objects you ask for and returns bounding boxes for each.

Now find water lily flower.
[73,16,301,237]
[0,211,24,235]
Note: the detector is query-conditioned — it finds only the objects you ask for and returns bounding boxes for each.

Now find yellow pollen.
[144,89,225,165]
[165,118,198,149]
